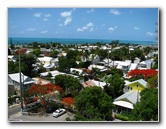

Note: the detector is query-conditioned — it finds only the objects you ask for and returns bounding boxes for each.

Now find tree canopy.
[104,73,124,99]
[74,86,114,121]
[54,74,81,96]
[130,88,158,121]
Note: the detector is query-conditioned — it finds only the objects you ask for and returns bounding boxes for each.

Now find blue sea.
[8,37,157,46]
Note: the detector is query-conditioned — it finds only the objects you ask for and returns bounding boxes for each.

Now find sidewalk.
[8,103,20,109]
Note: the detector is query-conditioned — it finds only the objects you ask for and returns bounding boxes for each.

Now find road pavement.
[8,111,75,122]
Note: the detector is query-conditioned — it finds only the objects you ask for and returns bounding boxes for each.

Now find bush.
[115,114,129,121]
[65,117,71,121]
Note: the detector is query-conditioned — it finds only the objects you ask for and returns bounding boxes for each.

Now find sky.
[8,8,158,41]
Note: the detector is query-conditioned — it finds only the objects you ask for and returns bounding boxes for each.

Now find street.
[8,111,75,122]
[8,104,21,117]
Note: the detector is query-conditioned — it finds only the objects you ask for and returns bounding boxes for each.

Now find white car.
[52,108,66,117]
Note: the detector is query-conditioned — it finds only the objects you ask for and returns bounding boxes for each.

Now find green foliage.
[58,57,77,72]
[152,56,158,69]
[32,42,39,49]
[109,68,123,77]
[74,87,114,121]
[130,88,158,121]
[8,48,11,55]
[104,73,124,99]
[115,114,129,121]
[54,74,81,96]
[147,75,158,88]
[32,49,41,56]
[50,50,58,58]
[8,61,18,74]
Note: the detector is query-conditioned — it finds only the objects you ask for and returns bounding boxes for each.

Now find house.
[8,82,15,95]
[8,55,16,62]
[138,59,154,69]
[8,73,35,95]
[37,56,57,69]
[88,64,107,72]
[123,79,147,93]
[129,63,138,71]
[113,90,140,113]
[40,70,79,79]
[88,54,100,64]
[70,68,86,76]
[116,60,131,71]
[32,77,51,85]
[81,79,107,89]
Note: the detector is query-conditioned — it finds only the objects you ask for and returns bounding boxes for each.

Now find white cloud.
[59,23,63,26]
[108,26,117,33]
[26,28,36,31]
[110,9,121,15]
[87,22,94,27]
[64,17,72,25]
[90,28,94,32]
[44,13,51,17]
[134,27,140,30]
[33,13,42,17]
[77,28,84,32]
[60,10,73,26]
[40,30,48,34]
[77,22,94,32]
[43,18,48,21]
[60,11,72,17]
[86,9,95,13]
[146,32,155,36]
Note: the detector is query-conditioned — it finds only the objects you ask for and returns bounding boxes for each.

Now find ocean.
[8,37,157,46]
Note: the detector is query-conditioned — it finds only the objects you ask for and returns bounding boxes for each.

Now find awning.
[113,101,133,109]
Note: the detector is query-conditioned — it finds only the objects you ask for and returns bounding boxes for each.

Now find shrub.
[115,114,129,121]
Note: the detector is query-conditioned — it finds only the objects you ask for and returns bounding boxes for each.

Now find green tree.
[15,54,36,77]
[58,57,77,72]
[32,48,41,57]
[74,87,114,121]
[8,61,17,73]
[152,55,158,69]
[54,75,81,96]
[104,73,124,99]
[130,88,158,121]
[109,68,123,77]
[8,48,11,55]
[147,75,158,88]
[50,50,58,58]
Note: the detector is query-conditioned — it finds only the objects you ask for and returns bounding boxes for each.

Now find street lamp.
[19,48,23,111]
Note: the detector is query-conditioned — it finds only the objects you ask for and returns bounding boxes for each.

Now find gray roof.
[114,90,140,104]
[8,73,34,84]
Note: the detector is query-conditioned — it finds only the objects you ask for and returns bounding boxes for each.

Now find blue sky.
[8,8,158,41]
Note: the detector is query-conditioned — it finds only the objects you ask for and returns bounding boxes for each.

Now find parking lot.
[9,111,75,122]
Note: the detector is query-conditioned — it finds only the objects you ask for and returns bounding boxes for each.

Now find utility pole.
[19,48,23,112]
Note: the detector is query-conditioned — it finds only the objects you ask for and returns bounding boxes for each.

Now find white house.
[8,55,16,62]
[8,73,35,95]
[88,54,100,64]
[116,60,131,71]
[70,68,86,76]
[113,90,140,113]
[37,56,58,69]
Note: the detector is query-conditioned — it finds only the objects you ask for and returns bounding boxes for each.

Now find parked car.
[52,108,66,117]
[46,106,58,113]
